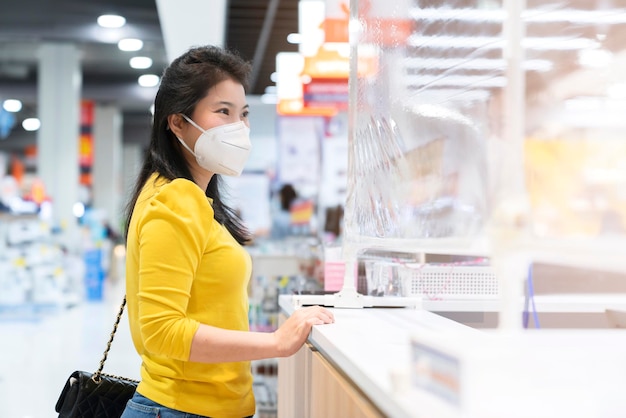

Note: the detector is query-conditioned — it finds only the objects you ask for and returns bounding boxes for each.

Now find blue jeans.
[121,392,254,418]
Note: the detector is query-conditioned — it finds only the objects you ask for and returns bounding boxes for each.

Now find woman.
[270,183,298,239]
[121,45,334,418]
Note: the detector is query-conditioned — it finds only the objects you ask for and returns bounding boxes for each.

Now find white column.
[92,105,123,233]
[37,43,81,252]
[156,0,226,60]
[122,142,143,224]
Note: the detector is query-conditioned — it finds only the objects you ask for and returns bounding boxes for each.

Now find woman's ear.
[167,114,185,138]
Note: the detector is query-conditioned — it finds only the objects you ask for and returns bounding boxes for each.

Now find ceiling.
[2,0,625,153]
[0,0,298,151]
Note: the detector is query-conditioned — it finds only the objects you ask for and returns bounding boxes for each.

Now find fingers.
[317,307,334,324]
[274,306,335,357]
[296,305,335,325]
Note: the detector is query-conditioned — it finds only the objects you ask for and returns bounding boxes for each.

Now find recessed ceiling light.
[118,38,144,52]
[97,14,126,29]
[2,99,22,112]
[130,57,153,69]
[138,74,160,87]
[287,33,303,44]
[73,202,85,218]
[22,118,41,131]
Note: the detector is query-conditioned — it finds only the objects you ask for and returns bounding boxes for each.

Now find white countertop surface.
[279,294,476,418]
[280,293,626,417]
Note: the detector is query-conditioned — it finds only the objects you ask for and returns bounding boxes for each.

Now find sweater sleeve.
[135,179,213,361]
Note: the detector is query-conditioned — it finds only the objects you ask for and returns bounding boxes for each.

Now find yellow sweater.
[125,173,254,417]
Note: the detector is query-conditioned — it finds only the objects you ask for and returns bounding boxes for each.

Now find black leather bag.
[55,370,138,417]
[55,297,138,418]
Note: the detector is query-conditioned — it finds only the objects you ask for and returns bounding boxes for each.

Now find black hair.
[279,184,298,211]
[124,45,253,245]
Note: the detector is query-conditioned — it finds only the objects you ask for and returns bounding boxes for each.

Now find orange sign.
[360,0,414,47]
[290,200,314,225]
[323,0,349,43]
[303,46,349,79]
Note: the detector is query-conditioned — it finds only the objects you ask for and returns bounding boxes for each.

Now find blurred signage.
[303,78,349,110]
[290,199,314,225]
[303,45,349,78]
[323,0,349,43]
[277,0,380,116]
[361,0,413,46]
[79,100,94,185]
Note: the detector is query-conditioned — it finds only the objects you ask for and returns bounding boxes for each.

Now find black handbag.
[55,296,139,417]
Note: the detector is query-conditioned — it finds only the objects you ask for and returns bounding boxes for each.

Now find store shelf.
[0,213,81,321]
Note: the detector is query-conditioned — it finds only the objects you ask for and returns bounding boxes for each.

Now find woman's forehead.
[206,79,246,104]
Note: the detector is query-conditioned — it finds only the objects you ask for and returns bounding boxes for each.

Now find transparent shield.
[345,0,503,254]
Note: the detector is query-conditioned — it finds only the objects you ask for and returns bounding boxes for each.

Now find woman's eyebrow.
[213,101,249,110]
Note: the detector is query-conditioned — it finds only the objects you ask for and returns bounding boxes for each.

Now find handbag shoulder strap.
[92,295,127,383]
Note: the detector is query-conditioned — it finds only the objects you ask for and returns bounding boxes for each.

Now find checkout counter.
[277,291,626,418]
[277,294,474,418]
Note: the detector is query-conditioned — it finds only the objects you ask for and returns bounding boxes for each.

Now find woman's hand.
[273,305,335,357]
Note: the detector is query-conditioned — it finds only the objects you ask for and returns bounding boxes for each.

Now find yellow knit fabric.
[125,173,254,417]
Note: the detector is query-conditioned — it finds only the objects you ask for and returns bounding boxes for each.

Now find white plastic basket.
[397,264,499,300]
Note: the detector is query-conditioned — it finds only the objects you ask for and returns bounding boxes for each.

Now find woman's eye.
[218,108,230,115]
[242,111,249,119]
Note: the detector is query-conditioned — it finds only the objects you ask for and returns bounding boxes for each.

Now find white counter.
[280,294,626,418]
[279,294,476,418]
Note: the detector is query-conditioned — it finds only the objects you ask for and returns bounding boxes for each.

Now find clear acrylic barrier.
[345,0,626,272]
[314,0,505,308]
[344,0,502,257]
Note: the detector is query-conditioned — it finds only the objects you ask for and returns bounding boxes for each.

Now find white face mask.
[177,115,251,176]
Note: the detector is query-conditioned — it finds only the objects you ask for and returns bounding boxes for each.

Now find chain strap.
[91,296,139,384]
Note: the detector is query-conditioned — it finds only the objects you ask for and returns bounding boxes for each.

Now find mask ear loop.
[170,115,196,156]
[181,114,206,133]
[176,135,197,157]
[176,115,202,157]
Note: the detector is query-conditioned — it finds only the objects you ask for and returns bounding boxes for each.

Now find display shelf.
[0,213,80,321]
